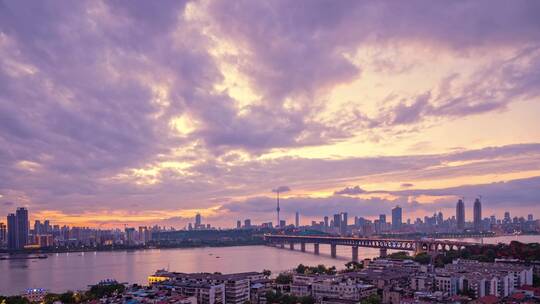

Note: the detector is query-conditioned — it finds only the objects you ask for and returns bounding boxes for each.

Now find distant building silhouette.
[341,212,348,235]
[456,199,465,231]
[392,206,402,231]
[195,213,202,229]
[16,207,29,249]
[333,214,341,228]
[504,211,511,224]
[474,198,482,232]
[0,222,6,245]
[7,213,17,250]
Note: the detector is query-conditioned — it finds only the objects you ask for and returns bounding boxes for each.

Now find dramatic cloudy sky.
[1,0,540,228]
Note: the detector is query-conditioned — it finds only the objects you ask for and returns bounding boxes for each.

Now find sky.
[0,0,540,229]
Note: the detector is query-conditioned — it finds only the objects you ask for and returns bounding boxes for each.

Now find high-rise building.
[279,220,286,228]
[195,213,202,228]
[340,212,348,235]
[323,216,329,228]
[16,207,29,249]
[0,223,6,245]
[392,206,402,231]
[34,220,42,235]
[295,211,299,227]
[138,226,147,245]
[504,211,511,224]
[236,220,241,229]
[473,198,482,232]
[333,214,341,228]
[244,219,251,228]
[437,212,443,225]
[125,227,135,245]
[456,199,465,231]
[528,214,534,221]
[7,213,18,250]
[379,214,386,224]
[43,220,51,234]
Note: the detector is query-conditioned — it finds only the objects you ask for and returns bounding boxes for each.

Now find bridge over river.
[264,234,480,261]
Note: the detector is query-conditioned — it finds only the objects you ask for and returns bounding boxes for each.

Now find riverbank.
[0,239,266,255]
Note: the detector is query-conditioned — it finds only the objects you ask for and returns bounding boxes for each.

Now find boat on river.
[0,254,48,260]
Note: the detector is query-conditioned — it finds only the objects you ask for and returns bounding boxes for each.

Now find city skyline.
[1,1,540,228]
[2,199,537,233]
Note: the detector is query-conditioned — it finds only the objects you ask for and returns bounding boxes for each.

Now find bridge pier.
[264,236,478,260]
[352,246,359,262]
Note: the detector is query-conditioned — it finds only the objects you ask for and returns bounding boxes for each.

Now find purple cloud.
[0,1,539,225]
[334,186,366,195]
[220,176,540,223]
[272,186,291,193]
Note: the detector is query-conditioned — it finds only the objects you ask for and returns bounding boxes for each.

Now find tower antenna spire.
[276,190,280,227]
[272,186,290,228]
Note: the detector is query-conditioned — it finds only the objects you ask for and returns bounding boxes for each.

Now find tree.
[275,273,293,284]
[264,291,314,304]
[263,269,271,278]
[413,252,431,265]
[387,251,411,260]
[59,291,76,303]
[265,290,281,304]
[300,295,316,304]
[0,296,30,304]
[534,274,540,287]
[361,294,381,304]
[345,261,363,271]
[326,266,337,275]
[44,293,60,304]
[85,283,125,300]
[295,264,307,274]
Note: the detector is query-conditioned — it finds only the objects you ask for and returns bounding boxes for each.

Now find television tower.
[276,190,280,227]
[272,186,290,228]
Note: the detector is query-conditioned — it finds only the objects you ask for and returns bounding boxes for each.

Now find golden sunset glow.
[1,0,539,228]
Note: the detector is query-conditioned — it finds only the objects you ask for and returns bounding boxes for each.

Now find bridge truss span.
[264,234,479,259]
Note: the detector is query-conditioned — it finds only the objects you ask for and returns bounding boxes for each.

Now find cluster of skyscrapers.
[187,213,215,230]
[306,207,402,236]
[0,207,167,251]
[302,198,537,236]
[455,198,483,232]
[2,207,30,250]
[2,197,539,251]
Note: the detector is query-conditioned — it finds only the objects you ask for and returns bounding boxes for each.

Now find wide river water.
[1,235,538,295]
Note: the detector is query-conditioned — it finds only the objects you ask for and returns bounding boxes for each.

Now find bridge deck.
[264,234,480,253]
[265,234,477,245]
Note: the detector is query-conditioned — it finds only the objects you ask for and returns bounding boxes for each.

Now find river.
[1,235,538,296]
